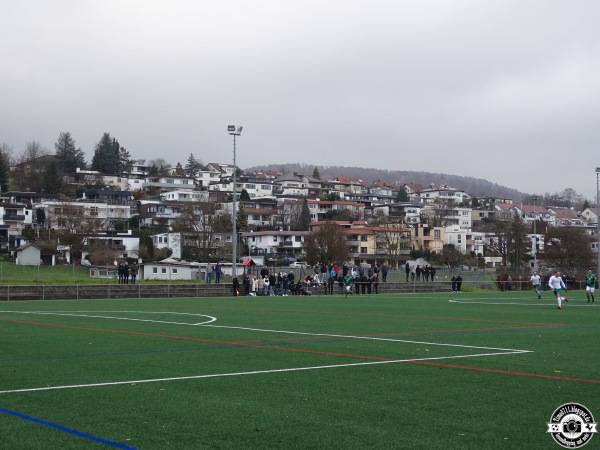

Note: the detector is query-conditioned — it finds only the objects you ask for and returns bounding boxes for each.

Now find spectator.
[232,276,239,296]
[456,274,463,292]
[215,263,222,284]
[130,263,138,284]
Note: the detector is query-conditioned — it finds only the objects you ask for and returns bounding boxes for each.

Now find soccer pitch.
[0,292,598,449]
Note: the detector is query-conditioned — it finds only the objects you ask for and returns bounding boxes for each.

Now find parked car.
[289,262,308,268]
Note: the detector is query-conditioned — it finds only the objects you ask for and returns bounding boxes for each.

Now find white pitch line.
[0,350,528,395]
[0,310,217,326]
[1,310,530,353]
[201,323,530,353]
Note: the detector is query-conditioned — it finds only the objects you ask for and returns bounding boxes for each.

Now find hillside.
[244,163,526,201]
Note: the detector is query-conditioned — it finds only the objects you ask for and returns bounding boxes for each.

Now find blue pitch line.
[0,406,138,449]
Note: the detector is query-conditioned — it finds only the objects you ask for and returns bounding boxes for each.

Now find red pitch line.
[0,318,394,362]
[408,361,600,384]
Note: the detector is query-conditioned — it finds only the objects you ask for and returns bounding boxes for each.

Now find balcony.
[3,214,25,221]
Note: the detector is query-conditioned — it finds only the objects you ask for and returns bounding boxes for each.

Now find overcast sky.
[2,1,599,199]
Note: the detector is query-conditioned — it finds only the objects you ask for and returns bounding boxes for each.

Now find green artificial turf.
[0,291,598,449]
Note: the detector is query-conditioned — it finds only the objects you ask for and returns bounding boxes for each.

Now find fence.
[0,281,456,301]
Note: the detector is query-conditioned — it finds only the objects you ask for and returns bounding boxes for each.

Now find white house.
[151,232,182,259]
[419,184,471,205]
[37,201,131,230]
[160,190,208,202]
[141,258,201,281]
[83,230,140,259]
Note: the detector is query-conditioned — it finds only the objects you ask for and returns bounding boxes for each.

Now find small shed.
[15,244,42,266]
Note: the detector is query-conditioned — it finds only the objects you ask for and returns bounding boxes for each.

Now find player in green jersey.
[343,274,354,298]
[585,269,597,302]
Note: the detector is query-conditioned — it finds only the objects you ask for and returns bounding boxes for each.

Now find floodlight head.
[237,126,243,134]
[227,125,236,132]
[596,167,600,173]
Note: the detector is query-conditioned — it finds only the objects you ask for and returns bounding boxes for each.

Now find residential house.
[240,230,310,261]
[411,224,445,254]
[151,232,182,259]
[143,175,196,193]
[403,183,426,203]
[160,190,208,202]
[0,201,33,249]
[445,225,485,256]
[306,199,365,222]
[418,183,471,205]
[83,230,140,260]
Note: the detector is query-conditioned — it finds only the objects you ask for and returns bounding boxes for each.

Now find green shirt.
[585,273,597,287]
[343,275,353,287]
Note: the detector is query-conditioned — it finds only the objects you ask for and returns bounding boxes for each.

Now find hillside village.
[2,156,598,278]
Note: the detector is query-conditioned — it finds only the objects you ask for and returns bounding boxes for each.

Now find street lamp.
[228,125,243,278]
[596,168,600,283]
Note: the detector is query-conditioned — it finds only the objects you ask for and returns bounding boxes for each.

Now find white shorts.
[345,286,351,292]
[586,286,595,293]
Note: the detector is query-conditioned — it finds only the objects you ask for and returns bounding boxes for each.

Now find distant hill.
[244,163,526,201]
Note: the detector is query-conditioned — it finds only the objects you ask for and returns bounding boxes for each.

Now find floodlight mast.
[532,195,538,271]
[596,168,600,283]
[228,125,243,279]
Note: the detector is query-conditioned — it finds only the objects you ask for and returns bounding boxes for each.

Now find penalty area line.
[0,350,527,395]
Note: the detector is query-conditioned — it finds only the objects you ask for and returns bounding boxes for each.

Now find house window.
[361,235,368,241]
[153,267,158,274]
[172,268,178,274]
[161,268,167,274]
[361,247,368,253]
[434,230,441,239]
[166,179,174,184]
[295,236,301,242]
[273,236,278,242]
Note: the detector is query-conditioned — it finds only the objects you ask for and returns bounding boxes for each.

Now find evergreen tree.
[42,161,63,193]
[174,162,185,176]
[54,132,86,172]
[237,203,248,232]
[117,146,132,175]
[185,153,201,177]
[312,167,320,179]
[91,133,121,174]
[0,150,10,193]
[299,199,311,230]
[396,186,409,202]
[36,208,46,228]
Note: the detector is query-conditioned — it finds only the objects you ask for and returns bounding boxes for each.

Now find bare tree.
[373,210,410,268]
[171,202,218,261]
[304,223,349,266]
[422,201,455,227]
[541,227,594,275]
[18,141,50,163]
[49,202,104,256]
